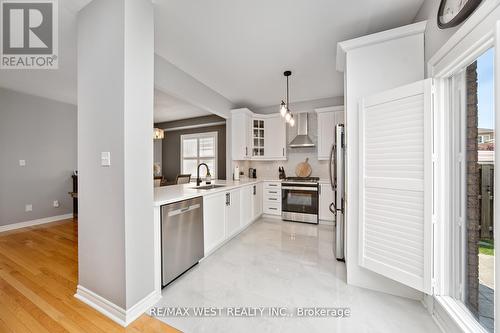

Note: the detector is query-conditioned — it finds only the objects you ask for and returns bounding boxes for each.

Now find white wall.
[0,88,76,226]
[155,55,234,119]
[78,0,154,312]
[414,0,462,66]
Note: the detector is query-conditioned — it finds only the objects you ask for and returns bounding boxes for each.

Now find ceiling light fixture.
[153,128,165,140]
[280,70,294,127]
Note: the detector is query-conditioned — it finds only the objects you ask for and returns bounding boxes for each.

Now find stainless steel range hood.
[289,113,315,148]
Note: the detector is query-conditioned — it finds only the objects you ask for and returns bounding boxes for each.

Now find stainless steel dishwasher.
[161,196,204,286]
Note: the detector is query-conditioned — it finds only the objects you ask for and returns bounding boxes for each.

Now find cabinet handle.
[283,148,285,156]
[269,207,277,210]
[269,198,277,201]
[269,191,277,194]
[246,147,248,156]
[226,193,230,206]
[253,185,256,195]
[269,184,277,187]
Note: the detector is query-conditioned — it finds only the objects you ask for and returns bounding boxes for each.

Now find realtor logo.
[1,0,58,69]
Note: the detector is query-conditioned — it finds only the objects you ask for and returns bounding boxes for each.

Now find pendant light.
[280,70,294,127]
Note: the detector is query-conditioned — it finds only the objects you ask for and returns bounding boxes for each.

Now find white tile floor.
[150,217,440,333]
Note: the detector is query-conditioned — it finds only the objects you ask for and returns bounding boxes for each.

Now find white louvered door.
[359,79,433,294]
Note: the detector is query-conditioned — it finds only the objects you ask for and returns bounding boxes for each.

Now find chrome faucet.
[196,163,209,186]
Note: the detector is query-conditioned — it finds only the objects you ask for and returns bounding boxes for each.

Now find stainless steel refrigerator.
[329,124,345,261]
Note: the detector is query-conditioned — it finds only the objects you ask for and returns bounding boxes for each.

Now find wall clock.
[437,0,482,29]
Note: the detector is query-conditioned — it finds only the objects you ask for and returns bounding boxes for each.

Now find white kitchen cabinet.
[315,106,344,160]
[231,108,253,160]
[263,115,287,160]
[225,188,241,237]
[232,108,287,161]
[263,181,281,216]
[319,183,334,222]
[240,185,253,227]
[252,183,263,219]
[203,192,227,254]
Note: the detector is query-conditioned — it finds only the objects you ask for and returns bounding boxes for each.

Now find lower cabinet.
[319,183,335,222]
[203,192,227,254]
[252,183,263,219]
[240,185,253,227]
[263,181,281,215]
[203,184,258,256]
[225,189,241,238]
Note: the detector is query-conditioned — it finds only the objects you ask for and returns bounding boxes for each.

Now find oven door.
[281,184,319,223]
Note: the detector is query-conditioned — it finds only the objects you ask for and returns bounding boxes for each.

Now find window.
[451,48,494,333]
[180,132,217,180]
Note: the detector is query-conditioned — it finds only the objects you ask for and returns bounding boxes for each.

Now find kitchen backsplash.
[236,112,330,180]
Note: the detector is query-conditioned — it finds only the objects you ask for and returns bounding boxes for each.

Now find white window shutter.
[359,79,433,294]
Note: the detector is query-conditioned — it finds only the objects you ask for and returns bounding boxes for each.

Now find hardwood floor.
[0,219,179,333]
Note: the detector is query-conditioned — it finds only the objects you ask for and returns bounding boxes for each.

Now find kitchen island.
[153,179,272,292]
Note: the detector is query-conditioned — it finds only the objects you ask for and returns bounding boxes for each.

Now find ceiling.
[0,0,425,110]
[154,0,425,109]
[154,90,212,123]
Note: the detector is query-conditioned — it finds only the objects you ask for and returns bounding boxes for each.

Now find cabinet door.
[251,183,263,220]
[231,113,251,160]
[240,185,253,226]
[264,116,286,159]
[359,79,432,294]
[318,184,334,221]
[225,189,241,237]
[203,193,226,254]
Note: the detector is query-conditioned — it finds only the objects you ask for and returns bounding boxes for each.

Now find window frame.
[428,6,497,329]
[180,131,218,180]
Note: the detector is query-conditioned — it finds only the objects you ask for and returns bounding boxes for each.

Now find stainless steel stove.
[281,177,319,224]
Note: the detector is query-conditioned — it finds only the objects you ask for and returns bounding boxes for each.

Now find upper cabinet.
[231,108,253,160]
[231,109,287,161]
[315,106,344,160]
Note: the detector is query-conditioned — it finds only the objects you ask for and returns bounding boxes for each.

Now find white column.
[76,0,156,326]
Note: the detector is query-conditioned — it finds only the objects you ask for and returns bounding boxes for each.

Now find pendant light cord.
[286,75,289,108]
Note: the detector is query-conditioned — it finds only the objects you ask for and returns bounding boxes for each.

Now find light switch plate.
[53,200,59,208]
[101,152,111,167]
[25,204,32,212]
[19,159,26,167]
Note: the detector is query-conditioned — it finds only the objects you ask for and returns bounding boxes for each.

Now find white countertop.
[154,178,263,206]
[154,177,331,206]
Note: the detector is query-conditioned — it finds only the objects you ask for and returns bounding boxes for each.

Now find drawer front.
[263,202,281,215]
[264,188,281,197]
[264,182,281,190]
[265,195,281,204]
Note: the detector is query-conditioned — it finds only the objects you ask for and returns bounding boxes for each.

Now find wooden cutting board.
[295,158,312,178]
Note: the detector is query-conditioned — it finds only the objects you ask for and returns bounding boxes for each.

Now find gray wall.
[414,0,462,68]
[155,115,226,181]
[0,88,77,226]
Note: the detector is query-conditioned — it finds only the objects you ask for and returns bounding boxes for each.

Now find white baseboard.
[125,290,161,325]
[75,285,160,327]
[0,213,73,233]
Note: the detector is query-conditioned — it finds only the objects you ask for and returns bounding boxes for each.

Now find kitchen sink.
[192,184,226,190]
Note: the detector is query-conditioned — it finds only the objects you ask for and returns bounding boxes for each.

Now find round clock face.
[438,0,482,29]
[440,0,466,24]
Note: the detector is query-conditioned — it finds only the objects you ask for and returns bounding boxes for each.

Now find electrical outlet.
[25,204,32,212]
[53,200,59,208]
[19,159,26,167]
